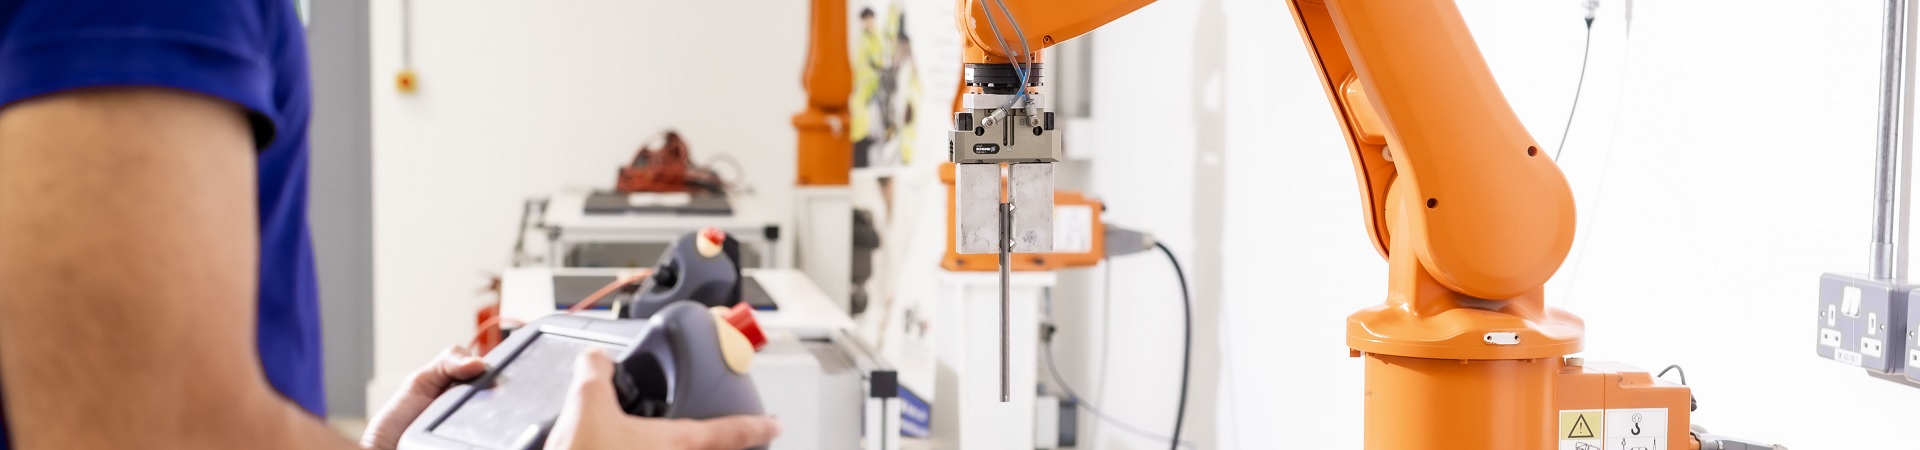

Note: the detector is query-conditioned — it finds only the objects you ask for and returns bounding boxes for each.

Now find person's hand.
[360,345,489,450]
[546,349,781,450]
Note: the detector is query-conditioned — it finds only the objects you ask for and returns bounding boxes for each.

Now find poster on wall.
[845,0,963,438]
[850,1,926,169]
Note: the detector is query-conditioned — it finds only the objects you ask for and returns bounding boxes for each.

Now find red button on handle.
[724,302,767,351]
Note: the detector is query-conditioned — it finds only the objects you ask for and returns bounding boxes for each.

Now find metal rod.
[999,201,1012,403]
[1873,0,1913,280]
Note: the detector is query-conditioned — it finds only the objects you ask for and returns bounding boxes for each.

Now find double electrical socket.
[1814,273,1916,381]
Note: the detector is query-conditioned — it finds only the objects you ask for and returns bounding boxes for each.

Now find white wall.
[366,0,806,412]
[1049,0,1916,449]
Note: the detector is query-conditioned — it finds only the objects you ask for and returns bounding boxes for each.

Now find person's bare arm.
[0,88,355,449]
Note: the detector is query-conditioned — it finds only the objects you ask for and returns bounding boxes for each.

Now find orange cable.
[470,269,654,347]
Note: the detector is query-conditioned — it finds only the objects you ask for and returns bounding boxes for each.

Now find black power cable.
[1041,334,1194,448]
[1656,364,1697,412]
[1156,242,1192,450]
[1656,364,1687,384]
[1039,254,1195,449]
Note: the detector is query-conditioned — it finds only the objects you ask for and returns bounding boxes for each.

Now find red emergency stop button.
[696,227,726,258]
[724,302,767,351]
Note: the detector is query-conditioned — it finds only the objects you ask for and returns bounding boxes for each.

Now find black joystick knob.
[651,260,679,288]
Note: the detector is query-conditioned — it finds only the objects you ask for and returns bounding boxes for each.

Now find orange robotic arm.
[946,1,1780,449]
[957,0,1574,308]
[955,0,1154,64]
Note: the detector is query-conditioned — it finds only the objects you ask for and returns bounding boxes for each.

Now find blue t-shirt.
[0,0,324,447]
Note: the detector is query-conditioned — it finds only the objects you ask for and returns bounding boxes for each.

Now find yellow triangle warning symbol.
[1566,415,1596,439]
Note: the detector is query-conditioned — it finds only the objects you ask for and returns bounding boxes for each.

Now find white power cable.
[1553,1,1599,161]
[1561,0,1633,309]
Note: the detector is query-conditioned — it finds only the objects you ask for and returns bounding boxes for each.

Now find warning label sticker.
[1559,410,1603,450]
[1052,205,1095,253]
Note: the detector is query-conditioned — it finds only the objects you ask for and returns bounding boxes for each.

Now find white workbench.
[499,267,855,338]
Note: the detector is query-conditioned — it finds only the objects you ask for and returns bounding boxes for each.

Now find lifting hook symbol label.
[1584,408,1665,450]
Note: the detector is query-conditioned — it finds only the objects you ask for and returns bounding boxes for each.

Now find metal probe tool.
[950,68,1061,405]
[999,196,1012,402]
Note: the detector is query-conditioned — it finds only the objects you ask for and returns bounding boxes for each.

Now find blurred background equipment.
[793,0,855,186]
[521,192,780,270]
[615,131,730,195]
[851,209,882,316]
